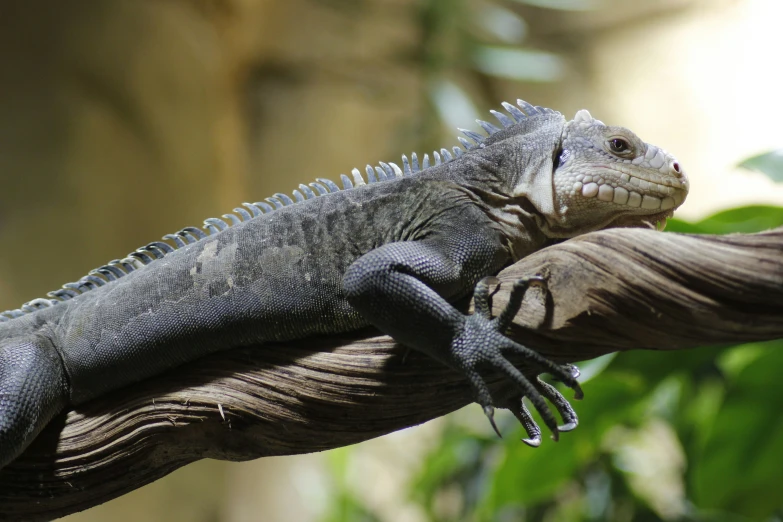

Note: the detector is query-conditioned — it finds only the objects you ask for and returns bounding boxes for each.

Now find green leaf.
[665,205,783,234]
[695,205,783,234]
[663,217,706,234]
[738,150,783,182]
[690,340,783,518]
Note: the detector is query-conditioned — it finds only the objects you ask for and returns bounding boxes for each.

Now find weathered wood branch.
[1,227,782,520]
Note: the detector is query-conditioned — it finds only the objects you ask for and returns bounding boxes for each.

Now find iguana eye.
[608,138,631,155]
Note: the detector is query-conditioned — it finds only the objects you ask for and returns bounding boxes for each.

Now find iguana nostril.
[672,162,681,174]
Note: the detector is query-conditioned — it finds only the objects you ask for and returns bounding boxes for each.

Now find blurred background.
[1,0,782,520]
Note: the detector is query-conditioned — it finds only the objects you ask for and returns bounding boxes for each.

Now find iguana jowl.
[0,100,688,469]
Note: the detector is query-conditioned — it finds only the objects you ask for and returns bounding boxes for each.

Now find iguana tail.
[0,336,68,468]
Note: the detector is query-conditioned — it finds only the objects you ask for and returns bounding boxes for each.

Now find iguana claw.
[509,400,542,447]
[558,421,578,432]
[484,405,503,439]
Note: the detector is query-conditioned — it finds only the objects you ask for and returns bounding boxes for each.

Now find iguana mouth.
[574,164,688,212]
[607,209,676,230]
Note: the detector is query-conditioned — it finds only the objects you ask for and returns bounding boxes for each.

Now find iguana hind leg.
[0,336,68,468]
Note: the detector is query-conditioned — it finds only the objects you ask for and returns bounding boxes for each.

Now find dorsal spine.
[0,99,550,321]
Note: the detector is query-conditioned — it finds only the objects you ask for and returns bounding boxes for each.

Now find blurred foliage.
[319,1,783,521]
[738,150,783,183]
[419,0,564,80]
[418,0,567,144]
[508,0,596,10]
[322,448,383,522]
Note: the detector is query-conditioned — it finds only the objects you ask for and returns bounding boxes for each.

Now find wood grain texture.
[1,227,782,520]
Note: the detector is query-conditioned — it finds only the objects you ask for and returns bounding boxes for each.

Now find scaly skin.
[0,100,688,469]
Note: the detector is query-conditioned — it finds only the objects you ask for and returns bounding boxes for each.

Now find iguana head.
[546,109,689,237]
[455,100,687,240]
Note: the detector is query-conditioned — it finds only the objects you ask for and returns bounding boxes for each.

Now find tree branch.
[2,227,782,520]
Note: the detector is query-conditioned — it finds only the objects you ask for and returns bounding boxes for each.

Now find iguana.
[0,100,687,469]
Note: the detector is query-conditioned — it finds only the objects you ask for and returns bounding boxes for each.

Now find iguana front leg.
[343,237,582,441]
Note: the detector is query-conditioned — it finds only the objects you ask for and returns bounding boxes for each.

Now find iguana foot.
[455,276,582,443]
